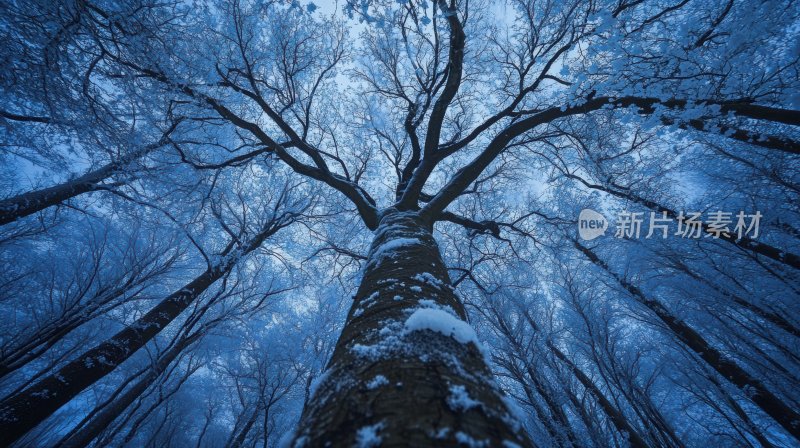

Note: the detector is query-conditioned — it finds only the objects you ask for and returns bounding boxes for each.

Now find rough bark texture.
[0,136,170,226]
[292,211,533,447]
[0,166,111,226]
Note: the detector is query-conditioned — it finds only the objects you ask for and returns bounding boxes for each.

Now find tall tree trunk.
[492,299,649,447]
[292,211,533,447]
[0,219,284,446]
[0,281,145,379]
[0,163,116,226]
[0,270,221,446]
[666,255,800,338]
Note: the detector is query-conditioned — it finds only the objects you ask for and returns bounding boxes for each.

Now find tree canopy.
[1,0,799,446]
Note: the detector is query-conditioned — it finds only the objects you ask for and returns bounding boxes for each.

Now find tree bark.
[292,211,533,447]
[0,270,221,446]
[0,281,146,379]
[0,164,115,226]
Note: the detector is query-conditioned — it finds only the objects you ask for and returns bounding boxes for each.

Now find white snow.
[454,431,489,447]
[434,427,451,439]
[447,384,480,411]
[355,422,385,448]
[412,272,443,288]
[366,375,389,390]
[351,321,404,361]
[404,308,479,346]
[362,291,379,305]
[370,237,420,262]
[351,343,384,360]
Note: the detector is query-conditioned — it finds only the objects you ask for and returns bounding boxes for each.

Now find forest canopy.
[0,0,799,446]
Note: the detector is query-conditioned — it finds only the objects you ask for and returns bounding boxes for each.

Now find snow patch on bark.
[502,441,523,448]
[308,370,330,397]
[355,422,385,448]
[412,272,445,289]
[404,308,479,345]
[362,291,379,306]
[447,384,480,411]
[351,343,385,360]
[366,375,389,389]
[369,237,421,262]
[454,431,489,447]
[350,321,405,361]
[433,427,451,439]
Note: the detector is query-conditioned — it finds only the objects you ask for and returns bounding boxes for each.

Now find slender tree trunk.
[668,257,800,338]
[521,361,578,446]
[230,404,262,448]
[547,343,649,448]
[55,331,201,448]
[0,221,282,446]
[0,285,135,379]
[496,301,648,447]
[573,240,800,442]
[0,136,169,226]
[0,164,114,226]
[707,374,778,448]
[292,211,533,447]
[0,271,220,446]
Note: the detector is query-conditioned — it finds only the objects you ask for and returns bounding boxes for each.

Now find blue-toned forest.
[1,0,798,446]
